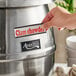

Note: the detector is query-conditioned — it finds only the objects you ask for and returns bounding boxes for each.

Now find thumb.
[42,12,54,23]
[42,19,54,29]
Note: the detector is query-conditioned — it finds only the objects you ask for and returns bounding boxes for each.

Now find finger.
[42,20,54,29]
[66,26,75,30]
[42,6,57,23]
[42,11,54,23]
[42,19,64,30]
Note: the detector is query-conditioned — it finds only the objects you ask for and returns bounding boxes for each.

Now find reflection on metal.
[0,0,56,76]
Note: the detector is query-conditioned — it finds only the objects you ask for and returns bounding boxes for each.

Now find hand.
[42,6,72,30]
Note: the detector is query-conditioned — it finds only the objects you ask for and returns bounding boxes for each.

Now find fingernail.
[58,28,64,31]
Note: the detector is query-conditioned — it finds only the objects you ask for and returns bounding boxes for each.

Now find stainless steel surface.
[23,53,54,76]
[0,4,55,61]
[0,53,54,76]
[0,0,56,76]
[0,0,53,7]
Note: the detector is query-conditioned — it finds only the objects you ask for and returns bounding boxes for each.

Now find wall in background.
[48,3,68,63]
[54,28,68,63]
[49,0,76,63]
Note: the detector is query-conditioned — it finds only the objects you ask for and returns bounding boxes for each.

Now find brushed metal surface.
[0,53,54,76]
[0,0,53,7]
[0,5,55,61]
[0,3,56,76]
[23,53,54,76]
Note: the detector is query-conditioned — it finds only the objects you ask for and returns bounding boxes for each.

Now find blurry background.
[51,0,76,63]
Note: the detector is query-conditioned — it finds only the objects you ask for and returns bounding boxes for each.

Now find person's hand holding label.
[42,6,76,30]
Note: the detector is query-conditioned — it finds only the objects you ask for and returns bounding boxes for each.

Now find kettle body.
[0,0,56,76]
